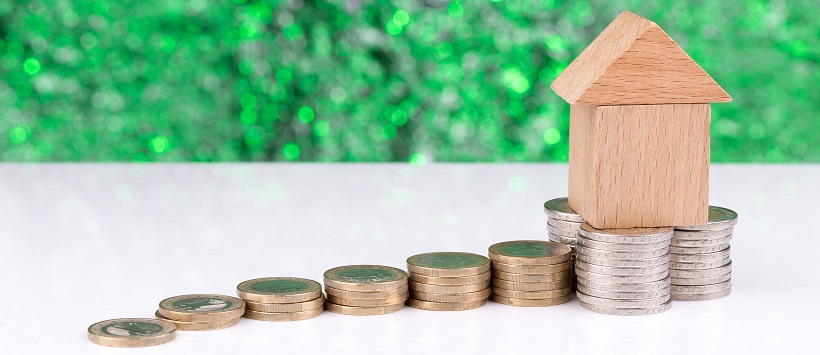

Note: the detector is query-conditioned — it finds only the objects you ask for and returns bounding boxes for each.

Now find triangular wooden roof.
[550,11,731,105]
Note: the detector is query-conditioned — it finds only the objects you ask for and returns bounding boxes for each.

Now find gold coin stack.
[237,277,324,322]
[405,252,491,311]
[87,318,176,347]
[488,241,574,307]
[155,294,245,331]
[323,265,409,316]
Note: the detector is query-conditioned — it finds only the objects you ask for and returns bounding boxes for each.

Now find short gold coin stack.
[155,294,245,331]
[323,265,409,316]
[87,318,176,347]
[237,277,324,322]
[488,241,574,307]
[405,252,491,311]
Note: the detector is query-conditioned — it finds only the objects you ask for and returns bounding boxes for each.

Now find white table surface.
[1,164,817,354]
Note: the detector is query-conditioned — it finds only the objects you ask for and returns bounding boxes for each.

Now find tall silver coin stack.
[575,224,674,315]
[543,197,585,287]
[670,206,737,301]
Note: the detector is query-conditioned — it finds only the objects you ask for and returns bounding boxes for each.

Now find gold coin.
[324,284,408,299]
[492,269,572,282]
[406,252,491,277]
[244,296,324,313]
[324,265,408,291]
[409,287,491,303]
[88,318,175,348]
[406,298,488,311]
[490,293,573,307]
[491,260,572,274]
[408,270,491,285]
[236,277,322,304]
[158,294,245,322]
[488,240,572,265]
[243,307,323,322]
[326,293,409,307]
[491,287,572,299]
[408,280,490,294]
[154,311,241,331]
[491,278,571,291]
[324,301,405,316]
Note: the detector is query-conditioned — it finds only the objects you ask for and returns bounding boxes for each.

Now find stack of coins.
[543,197,585,287]
[237,277,324,321]
[575,224,674,316]
[87,318,176,347]
[323,265,408,316]
[670,206,737,301]
[405,252,491,311]
[488,240,574,307]
[155,294,245,330]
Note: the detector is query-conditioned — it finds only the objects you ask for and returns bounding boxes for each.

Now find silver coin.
[543,198,584,222]
[549,218,582,231]
[671,234,733,247]
[675,206,738,231]
[577,252,669,267]
[673,227,733,240]
[576,244,670,259]
[669,243,731,255]
[671,280,731,295]
[575,260,668,276]
[548,232,577,245]
[575,268,669,283]
[577,237,670,251]
[577,284,670,300]
[671,272,731,286]
[547,222,578,238]
[579,300,672,316]
[577,276,671,291]
[576,291,670,308]
[669,261,732,278]
[669,247,730,263]
[669,256,732,270]
[671,286,732,301]
[580,223,673,242]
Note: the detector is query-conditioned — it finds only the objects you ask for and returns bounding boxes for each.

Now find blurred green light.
[9,125,31,144]
[313,121,330,137]
[297,106,315,123]
[386,20,403,35]
[283,142,300,160]
[22,58,40,75]
[149,136,170,154]
[394,10,410,26]
[409,153,426,165]
[448,2,464,18]
[543,128,561,145]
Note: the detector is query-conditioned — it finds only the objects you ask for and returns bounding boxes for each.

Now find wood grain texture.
[551,11,731,105]
[568,104,710,228]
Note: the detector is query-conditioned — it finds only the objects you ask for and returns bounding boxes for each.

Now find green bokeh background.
[1,0,817,162]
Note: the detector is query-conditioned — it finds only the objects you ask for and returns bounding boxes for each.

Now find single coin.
[669,243,730,255]
[407,298,487,311]
[324,284,408,299]
[549,218,582,231]
[671,280,732,294]
[491,278,571,291]
[669,256,732,270]
[673,227,734,240]
[154,311,241,331]
[675,206,738,231]
[669,262,732,279]
[671,272,732,286]
[579,300,672,316]
[243,307,323,322]
[577,236,670,251]
[158,294,245,322]
[577,252,668,267]
[672,287,732,301]
[580,223,674,244]
[491,287,572,299]
[670,234,733,247]
[491,260,572,274]
[575,260,668,276]
[324,301,404,316]
[492,269,572,283]
[326,293,409,307]
[669,247,730,263]
[408,271,491,285]
[576,244,669,259]
[236,277,322,304]
[490,293,573,307]
[576,276,671,292]
[543,198,584,222]
[548,232,578,245]
[576,285,670,300]
[407,252,491,277]
[409,280,490,293]
[245,296,324,313]
[576,291,670,308]
[410,287,490,303]
[324,265,408,291]
[488,240,572,265]
[547,222,578,238]
[88,318,175,348]
[574,268,669,283]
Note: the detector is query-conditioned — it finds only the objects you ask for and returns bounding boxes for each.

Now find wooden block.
[551,11,730,105]
[568,104,710,228]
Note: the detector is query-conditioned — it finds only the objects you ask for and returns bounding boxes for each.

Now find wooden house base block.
[568,104,710,229]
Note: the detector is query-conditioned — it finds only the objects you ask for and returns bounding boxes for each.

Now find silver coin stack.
[670,206,737,301]
[575,223,674,316]
[543,197,584,287]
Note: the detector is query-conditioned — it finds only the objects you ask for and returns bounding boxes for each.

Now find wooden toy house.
[550,11,731,229]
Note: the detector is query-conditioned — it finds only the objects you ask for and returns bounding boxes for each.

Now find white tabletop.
[1,164,817,354]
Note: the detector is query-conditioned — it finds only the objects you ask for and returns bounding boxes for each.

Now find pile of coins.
[156,294,245,330]
[406,252,491,311]
[575,225,674,315]
[543,197,585,287]
[670,206,737,301]
[87,318,176,347]
[323,265,408,316]
[237,277,324,321]
[488,241,574,307]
